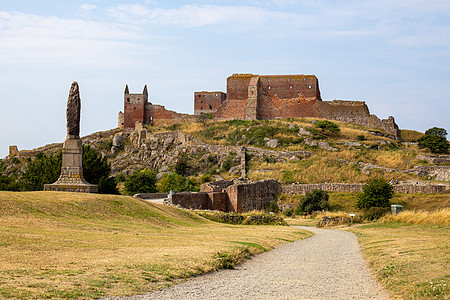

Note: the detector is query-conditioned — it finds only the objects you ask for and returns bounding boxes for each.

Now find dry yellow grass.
[380,208,450,226]
[347,223,449,299]
[0,191,310,299]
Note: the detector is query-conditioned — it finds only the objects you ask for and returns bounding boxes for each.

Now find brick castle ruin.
[118,73,401,139]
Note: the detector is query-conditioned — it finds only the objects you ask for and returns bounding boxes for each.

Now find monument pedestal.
[44,136,98,193]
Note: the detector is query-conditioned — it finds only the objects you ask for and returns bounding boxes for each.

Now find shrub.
[221,152,236,172]
[356,135,366,141]
[0,175,21,191]
[297,190,330,213]
[196,113,213,125]
[157,173,199,193]
[356,178,394,210]
[175,153,190,176]
[82,145,118,194]
[315,120,340,134]
[363,207,390,221]
[124,169,157,195]
[418,134,449,154]
[266,200,279,213]
[21,152,62,191]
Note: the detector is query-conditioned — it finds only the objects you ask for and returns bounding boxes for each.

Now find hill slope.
[0,191,307,299]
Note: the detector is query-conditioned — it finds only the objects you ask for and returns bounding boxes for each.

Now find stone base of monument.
[44,137,98,193]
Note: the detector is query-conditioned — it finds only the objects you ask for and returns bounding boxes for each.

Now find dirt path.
[115,226,390,299]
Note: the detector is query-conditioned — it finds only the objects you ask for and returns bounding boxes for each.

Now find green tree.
[424,127,447,138]
[418,133,449,154]
[296,189,330,214]
[82,145,118,194]
[315,120,340,134]
[21,152,62,191]
[0,175,21,191]
[124,169,157,195]
[197,113,213,125]
[175,153,190,176]
[356,178,394,210]
[157,173,199,193]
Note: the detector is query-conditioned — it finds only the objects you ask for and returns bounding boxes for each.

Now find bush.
[297,190,330,213]
[315,120,340,134]
[0,175,22,191]
[266,200,279,213]
[196,113,213,125]
[363,207,390,221]
[356,135,366,141]
[82,145,118,194]
[418,135,449,154]
[175,153,190,176]
[124,169,157,195]
[21,152,62,191]
[356,178,394,210]
[157,173,199,193]
[221,152,237,172]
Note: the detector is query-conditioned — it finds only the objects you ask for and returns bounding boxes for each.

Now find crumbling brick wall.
[194,92,227,115]
[318,100,401,139]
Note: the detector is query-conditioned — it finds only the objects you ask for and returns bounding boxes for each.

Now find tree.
[124,169,157,195]
[20,146,118,193]
[296,189,330,214]
[356,178,394,210]
[197,113,213,126]
[424,127,447,138]
[82,145,118,194]
[21,152,62,191]
[0,175,22,191]
[157,173,199,193]
[418,132,449,154]
[314,120,340,134]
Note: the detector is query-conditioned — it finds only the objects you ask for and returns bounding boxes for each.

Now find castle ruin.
[119,74,401,139]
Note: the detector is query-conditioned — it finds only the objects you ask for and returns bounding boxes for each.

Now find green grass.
[0,191,311,299]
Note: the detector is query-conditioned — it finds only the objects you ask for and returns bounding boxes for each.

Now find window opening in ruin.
[267,102,269,105]
[209,104,212,109]
[215,93,218,97]
[298,101,300,104]
[308,85,311,88]
[268,86,271,89]
[290,86,292,89]
[200,107,202,109]
[288,78,290,82]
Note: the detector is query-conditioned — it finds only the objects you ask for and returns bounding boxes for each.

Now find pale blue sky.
[1,0,449,157]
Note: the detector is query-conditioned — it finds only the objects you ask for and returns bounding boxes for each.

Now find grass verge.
[347,223,449,299]
[0,191,311,299]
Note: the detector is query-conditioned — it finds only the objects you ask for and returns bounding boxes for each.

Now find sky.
[1,0,449,158]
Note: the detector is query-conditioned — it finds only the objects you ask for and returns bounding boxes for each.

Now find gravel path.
[117,226,390,299]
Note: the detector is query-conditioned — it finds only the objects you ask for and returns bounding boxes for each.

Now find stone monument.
[44,82,98,193]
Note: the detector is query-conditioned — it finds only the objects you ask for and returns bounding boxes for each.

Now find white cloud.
[0,11,161,67]
[80,3,97,13]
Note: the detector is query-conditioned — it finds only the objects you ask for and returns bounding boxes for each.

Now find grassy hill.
[148,118,438,184]
[0,191,310,299]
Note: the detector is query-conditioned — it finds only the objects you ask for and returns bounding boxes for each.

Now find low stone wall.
[411,166,450,182]
[417,155,450,164]
[282,183,364,195]
[134,193,168,199]
[282,182,449,195]
[169,192,210,210]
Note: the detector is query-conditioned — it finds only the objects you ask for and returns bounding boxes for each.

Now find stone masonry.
[44,82,98,193]
[119,73,401,140]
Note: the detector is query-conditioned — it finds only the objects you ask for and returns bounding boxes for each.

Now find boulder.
[266,139,279,148]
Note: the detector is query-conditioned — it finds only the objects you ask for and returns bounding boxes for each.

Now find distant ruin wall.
[282,183,449,195]
[318,100,401,139]
[226,179,281,213]
[416,155,450,164]
[170,192,210,210]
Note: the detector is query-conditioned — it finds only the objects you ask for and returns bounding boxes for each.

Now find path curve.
[118,226,390,299]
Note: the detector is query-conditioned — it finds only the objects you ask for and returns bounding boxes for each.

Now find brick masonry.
[120,74,401,139]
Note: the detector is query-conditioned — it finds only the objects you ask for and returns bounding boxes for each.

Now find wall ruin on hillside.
[120,74,401,140]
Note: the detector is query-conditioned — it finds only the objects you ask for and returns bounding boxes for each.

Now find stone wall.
[134,193,169,199]
[225,179,281,213]
[282,182,449,195]
[417,155,450,164]
[412,165,450,182]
